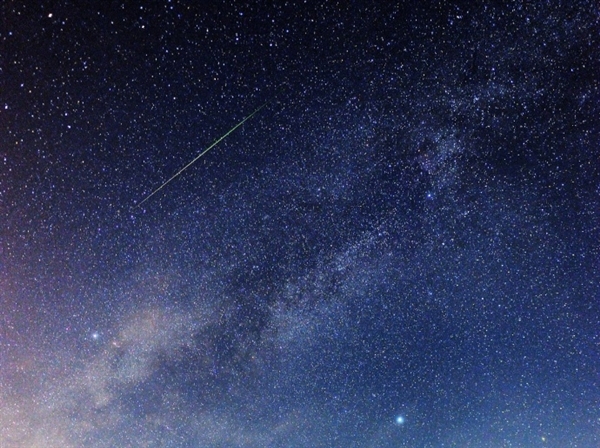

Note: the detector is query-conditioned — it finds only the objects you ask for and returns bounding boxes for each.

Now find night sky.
[1,1,599,447]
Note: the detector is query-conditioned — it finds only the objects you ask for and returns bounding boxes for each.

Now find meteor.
[135,102,268,208]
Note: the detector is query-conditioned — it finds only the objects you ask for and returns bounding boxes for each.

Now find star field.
[1,1,599,447]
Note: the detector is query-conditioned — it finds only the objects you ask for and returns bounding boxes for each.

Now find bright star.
[396,415,405,425]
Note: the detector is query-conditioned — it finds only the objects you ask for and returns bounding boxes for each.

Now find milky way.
[1,2,599,447]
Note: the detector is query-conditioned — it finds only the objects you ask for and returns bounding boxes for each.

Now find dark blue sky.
[1,1,599,446]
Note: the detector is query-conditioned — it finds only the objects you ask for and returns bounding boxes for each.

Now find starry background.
[1,1,599,447]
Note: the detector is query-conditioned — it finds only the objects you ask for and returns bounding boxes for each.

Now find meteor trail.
[135,102,268,208]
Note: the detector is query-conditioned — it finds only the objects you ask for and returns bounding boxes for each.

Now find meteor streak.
[135,102,268,208]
